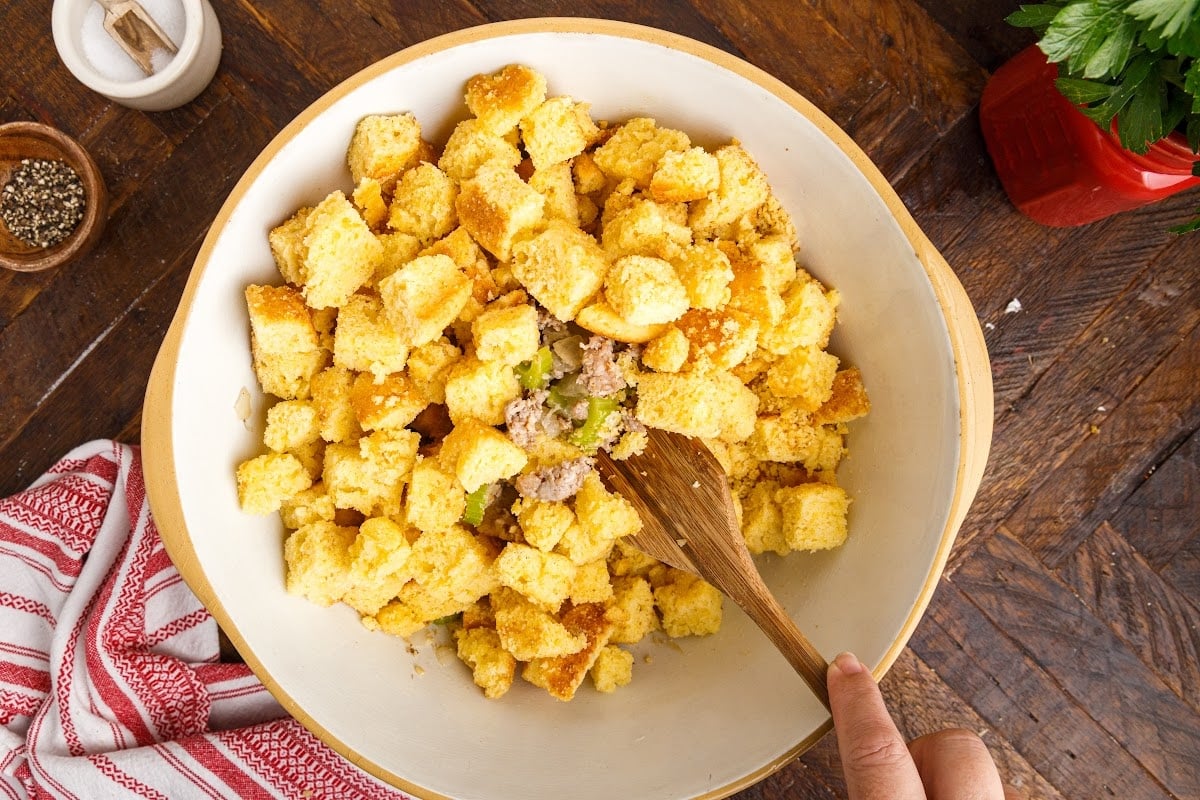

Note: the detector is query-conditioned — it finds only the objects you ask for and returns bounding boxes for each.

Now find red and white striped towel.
[0,441,412,799]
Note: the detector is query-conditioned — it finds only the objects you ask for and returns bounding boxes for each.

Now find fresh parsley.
[1007,0,1200,231]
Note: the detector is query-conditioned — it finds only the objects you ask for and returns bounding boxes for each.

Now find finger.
[828,652,926,800]
[908,728,1006,800]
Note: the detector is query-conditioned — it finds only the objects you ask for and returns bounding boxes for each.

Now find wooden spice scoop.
[595,428,832,710]
[97,0,178,76]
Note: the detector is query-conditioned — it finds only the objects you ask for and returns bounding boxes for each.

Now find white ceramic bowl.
[52,0,222,112]
[143,19,992,800]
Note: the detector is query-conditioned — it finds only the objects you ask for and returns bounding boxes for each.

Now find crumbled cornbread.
[236,63,868,703]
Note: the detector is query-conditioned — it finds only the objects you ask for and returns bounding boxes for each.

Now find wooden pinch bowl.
[0,121,108,273]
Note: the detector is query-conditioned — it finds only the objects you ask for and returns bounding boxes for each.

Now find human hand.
[828,652,1007,800]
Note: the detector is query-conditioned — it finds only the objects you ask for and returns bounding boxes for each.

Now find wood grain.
[2,0,1198,797]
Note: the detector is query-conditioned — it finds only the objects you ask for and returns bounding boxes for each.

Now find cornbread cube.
[268,206,311,286]
[372,232,423,286]
[405,456,467,533]
[766,346,840,409]
[649,146,720,203]
[342,516,414,615]
[813,368,871,425]
[590,644,634,693]
[600,197,692,259]
[605,430,644,461]
[689,143,770,238]
[333,294,409,378]
[347,112,423,184]
[509,222,608,321]
[747,192,800,248]
[608,576,658,644]
[668,242,734,310]
[642,326,689,373]
[455,626,517,699]
[350,371,426,431]
[322,430,420,516]
[555,521,613,566]
[519,96,600,170]
[461,597,496,630]
[438,118,523,182]
[287,439,326,483]
[279,483,336,530]
[741,480,787,556]
[406,337,462,404]
[572,151,608,195]
[443,357,522,426]
[407,525,501,608]
[472,302,539,365]
[635,370,758,441]
[456,162,545,261]
[263,400,321,453]
[496,543,578,609]
[747,414,846,472]
[378,254,472,347]
[283,521,358,606]
[523,603,616,702]
[529,161,580,224]
[310,366,361,443]
[776,483,850,552]
[760,279,839,355]
[574,472,641,542]
[574,301,668,344]
[245,284,328,400]
[236,452,313,515]
[746,234,798,290]
[604,255,689,326]
[465,64,548,135]
[569,559,614,604]
[373,599,430,639]
[301,191,383,309]
[513,497,576,552]
[726,244,785,331]
[676,307,759,371]
[352,177,388,230]
[387,163,458,243]
[606,538,659,578]
[439,417,528,492]
[592,117,690,187]
[493,587,586,661]
[653,570,723,638]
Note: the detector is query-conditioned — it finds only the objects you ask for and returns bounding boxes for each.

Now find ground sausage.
[514,456,595,501]
[579,335,625,397]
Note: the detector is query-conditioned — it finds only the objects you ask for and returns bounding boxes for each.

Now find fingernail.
[832,651,865,675]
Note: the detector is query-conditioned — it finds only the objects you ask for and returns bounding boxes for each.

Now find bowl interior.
[162,25,961,800]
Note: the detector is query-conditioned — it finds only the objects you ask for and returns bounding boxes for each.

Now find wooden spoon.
[97,0,179,76]
[595,427,831,709]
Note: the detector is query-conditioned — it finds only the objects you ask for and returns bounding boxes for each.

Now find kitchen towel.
[0,440,410,799]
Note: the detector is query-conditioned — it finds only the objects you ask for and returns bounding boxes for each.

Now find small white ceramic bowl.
[52,0,221,112]
[143,19,992,800]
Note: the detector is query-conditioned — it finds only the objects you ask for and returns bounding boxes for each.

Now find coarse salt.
[80,0,186,83]
[1005,298,1023,314]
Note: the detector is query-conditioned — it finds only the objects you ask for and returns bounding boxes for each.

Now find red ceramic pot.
[980,45,1200,227]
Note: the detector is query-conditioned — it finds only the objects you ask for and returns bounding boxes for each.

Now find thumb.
[828,652,925,800]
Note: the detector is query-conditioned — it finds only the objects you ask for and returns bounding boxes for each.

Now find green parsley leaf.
[1120,62,1166,151]
[1006,3,1067,31]
[1185,59,1200,111]
[1126,0,1199,40]
[1080,52,1156,131]
[1054,76,1118,103]
[1168,211,1200,233]
[1040,0,1132,76]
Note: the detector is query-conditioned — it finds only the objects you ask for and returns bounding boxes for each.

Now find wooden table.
[3,2,1197,798]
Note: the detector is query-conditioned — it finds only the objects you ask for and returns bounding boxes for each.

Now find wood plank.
[911,576,1177,799]
[1002,318,1200,569]
[1058,521,1200,713]
[800,0,987,132]
[1117,424,1200,570]
[912,0,1038,70]
[953,529,1200,797]
[881,648,1066,800]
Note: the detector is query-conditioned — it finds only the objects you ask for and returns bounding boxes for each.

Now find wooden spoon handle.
[721,567,831,710]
